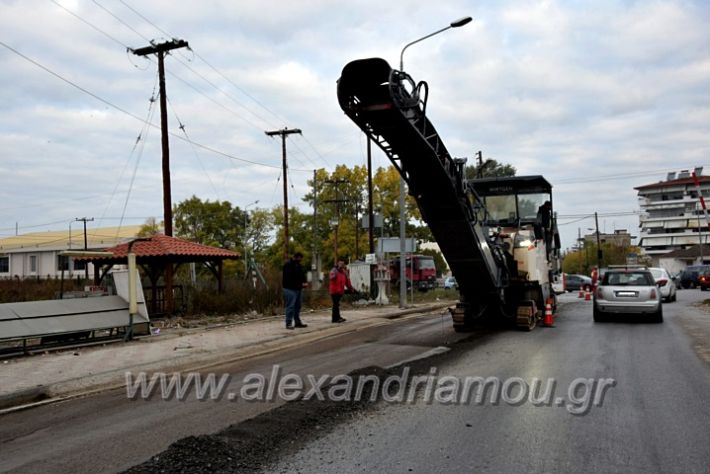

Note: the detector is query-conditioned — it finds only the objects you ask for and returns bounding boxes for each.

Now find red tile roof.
[84,234,239,259]
[635,175,710,191]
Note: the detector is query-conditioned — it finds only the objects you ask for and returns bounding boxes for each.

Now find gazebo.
[78,234,240,316]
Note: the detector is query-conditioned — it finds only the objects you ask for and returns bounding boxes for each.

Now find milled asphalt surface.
[261,290,710,474]
[0,300,451,412]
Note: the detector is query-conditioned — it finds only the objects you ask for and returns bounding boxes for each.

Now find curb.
[0,302,453,414]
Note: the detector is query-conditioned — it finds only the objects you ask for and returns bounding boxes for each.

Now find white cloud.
[0,0,709,250]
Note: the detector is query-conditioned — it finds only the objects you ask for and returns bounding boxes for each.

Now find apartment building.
[636,167,710,263]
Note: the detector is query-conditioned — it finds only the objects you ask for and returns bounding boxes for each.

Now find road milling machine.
[337,58,561,331]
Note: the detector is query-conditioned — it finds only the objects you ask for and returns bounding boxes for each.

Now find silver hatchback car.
[593,268,663,323]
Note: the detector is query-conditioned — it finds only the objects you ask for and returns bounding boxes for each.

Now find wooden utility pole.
[311,170,321,290]
[76,217,94,278]
[131,39,188,316]
[265,128,302,260]
[325,179,347,263]
[131,39,188,237]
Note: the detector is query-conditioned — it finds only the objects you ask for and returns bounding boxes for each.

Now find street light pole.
[397,16,472,307]
[243,200,259,275]
[594,212,602,268]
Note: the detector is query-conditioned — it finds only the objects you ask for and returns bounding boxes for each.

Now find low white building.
[0,225,141,279]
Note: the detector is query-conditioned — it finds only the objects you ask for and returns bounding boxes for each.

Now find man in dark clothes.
[282,252,308,330]
[537,200,553,257]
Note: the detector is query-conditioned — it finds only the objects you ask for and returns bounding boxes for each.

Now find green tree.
[420,247,448,276]
[265,206,313,268]
[137,217,161,237]
[562,242,644,275]
[173,196,243,249]
[465,159,516,180]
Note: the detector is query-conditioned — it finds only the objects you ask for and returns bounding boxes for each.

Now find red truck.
[389,255,438,291]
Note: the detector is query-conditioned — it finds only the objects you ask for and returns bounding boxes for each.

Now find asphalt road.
[0,309,465,473]
[3,290,710,473]
[264,291,710,474]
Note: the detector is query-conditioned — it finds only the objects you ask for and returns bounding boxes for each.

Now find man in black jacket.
[282,252,308,329]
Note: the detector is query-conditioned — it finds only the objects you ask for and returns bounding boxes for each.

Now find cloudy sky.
[1,0,709,250]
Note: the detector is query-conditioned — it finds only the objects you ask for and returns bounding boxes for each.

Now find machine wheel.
[593,306,606,323]
[651,307,664,324]
[450,304,475,332]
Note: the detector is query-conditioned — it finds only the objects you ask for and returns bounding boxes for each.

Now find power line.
[167,96,221,200]
[51,0,127,49]
[0,39,313,172]
[97,72,159,230]
[92,0,152,43]
[553,165,710,185]
[112,0,334,171]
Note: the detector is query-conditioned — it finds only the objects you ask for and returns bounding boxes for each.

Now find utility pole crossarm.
[265,128,302,138]
[130,39,189,56]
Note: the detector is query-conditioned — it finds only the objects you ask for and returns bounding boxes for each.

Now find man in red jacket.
[329,259,353,323]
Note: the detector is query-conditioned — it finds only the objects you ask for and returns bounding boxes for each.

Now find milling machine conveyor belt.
[337,58,505,303]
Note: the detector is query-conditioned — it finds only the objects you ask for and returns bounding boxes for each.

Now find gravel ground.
[122,366,401,473]
[122,332,484,474]
[675,298,710,367]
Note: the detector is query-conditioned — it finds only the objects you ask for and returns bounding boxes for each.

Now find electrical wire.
[97,71,159,230]
[92,0,152,43]
[166,96,222,200]
[0,39,312,172]
[50,0,126,49]
[112,0,332,170]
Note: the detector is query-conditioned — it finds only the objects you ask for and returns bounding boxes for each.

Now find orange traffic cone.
[584,289,591,301]
[543,299,555,327]
[578,288,584,298]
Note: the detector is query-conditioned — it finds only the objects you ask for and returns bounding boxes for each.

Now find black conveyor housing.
[337,58,505,303]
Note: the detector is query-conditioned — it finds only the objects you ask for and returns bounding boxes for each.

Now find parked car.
[670,272,683,289]
[699,272,710,291]
[593,267,663,323]
[443,276,458,290]
[679,264,710,289]
[648,267,677,302]
[565,274,592,292]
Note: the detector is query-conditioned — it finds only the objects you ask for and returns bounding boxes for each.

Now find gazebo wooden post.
[217,260,224,293]
[165,261,174,316]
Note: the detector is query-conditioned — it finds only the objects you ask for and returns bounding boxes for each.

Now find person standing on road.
[282,252,308,330]
[329,259,353,323]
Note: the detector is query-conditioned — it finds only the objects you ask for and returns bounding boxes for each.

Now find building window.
[73,259,87,271]
[30,255,37,273]
[57,255,69,271]
[0,256,8,273]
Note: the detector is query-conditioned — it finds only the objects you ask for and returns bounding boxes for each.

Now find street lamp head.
[399,15,473,71]
[451,16,473,28]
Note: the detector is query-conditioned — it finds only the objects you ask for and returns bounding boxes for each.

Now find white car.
[649,267,677,302]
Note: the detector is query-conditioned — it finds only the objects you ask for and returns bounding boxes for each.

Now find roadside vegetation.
[2,162,504,318]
